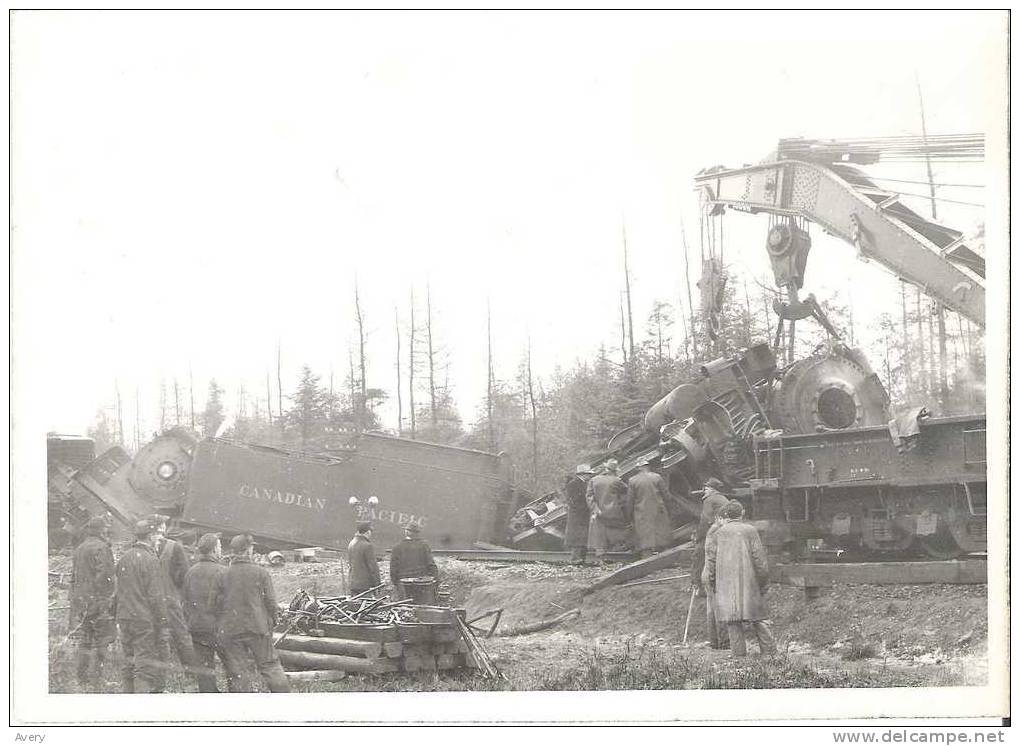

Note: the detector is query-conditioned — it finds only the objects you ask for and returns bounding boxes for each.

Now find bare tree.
[395,307,403,435]
[115,380,124,447]
[900,282,913,395]
[173,378,181,426]
[622,223,635,361]
[408,288,417,439]
[276,341,283,434]
[486,300,495,450]
[619,295,628,365]
[158,379,167,432]
[354,278,368,424]
[679,213,698,358]
[426,283,437,427]
[188,366,195,430]
[523,337,538,489]
[134,386,141,452]
[265,370,274,427]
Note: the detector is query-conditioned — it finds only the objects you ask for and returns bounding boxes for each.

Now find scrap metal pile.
[273,586,501,680]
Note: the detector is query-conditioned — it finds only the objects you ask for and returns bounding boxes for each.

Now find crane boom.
[694,158,985,327]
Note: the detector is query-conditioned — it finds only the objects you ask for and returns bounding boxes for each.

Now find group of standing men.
[565,459,673,564]
[564,463,775,658]
[70,514,290,693]
[347,520,439,599]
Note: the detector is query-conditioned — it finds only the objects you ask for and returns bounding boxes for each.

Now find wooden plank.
[277,649,402,674]
[583,543,695,595]
[273,633,382,658]
[317,622,399,642]
[772,560,987,586]
[284,669,348,683]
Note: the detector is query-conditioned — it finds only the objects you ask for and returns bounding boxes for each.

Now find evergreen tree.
[202,380,226,437]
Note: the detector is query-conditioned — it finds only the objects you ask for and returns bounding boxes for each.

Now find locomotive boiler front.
[770,344,890,434]
[127,427,200,514]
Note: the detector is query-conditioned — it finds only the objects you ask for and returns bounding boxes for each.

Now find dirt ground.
[48,553,988,693]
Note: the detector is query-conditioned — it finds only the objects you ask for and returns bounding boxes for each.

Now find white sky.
[11,11,1006,438]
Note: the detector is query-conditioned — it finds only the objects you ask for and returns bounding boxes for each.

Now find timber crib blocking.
[275,605,480,676]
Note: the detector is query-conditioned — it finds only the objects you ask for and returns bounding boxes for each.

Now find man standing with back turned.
[69,515,116,691]
[183,532,228,692]
[691,477,730,596]
[115,518,168,693]
[628,461,673,559]
[348,521,381,596]
[389,523,438,600]
[705,500,776,657]
[586,459,629,563]
[215,534,291,693]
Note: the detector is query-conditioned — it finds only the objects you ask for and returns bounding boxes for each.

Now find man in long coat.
[585,459,630,562]
[700,516,729,649]
[215,534,291,692]
[389,523,439,600]
[691,477,730,596]
[705,500,776,657]
[182,532,229,693]
[563,473,590,564]
[70,516,116,691]
[152,515,200,688]
[628,463,673,558]
[115,518,169,693]
[348,521,382,596]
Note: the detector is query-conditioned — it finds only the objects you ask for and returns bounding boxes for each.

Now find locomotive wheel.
[916,533,965,560]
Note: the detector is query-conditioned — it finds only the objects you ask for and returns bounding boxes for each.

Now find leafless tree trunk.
[276,342,283,433]
[395,307,403,435]
[173,378,181,426]
[159,379,167,432]
[927,300,938,408]
[189,366,195,430]
[487,301,495,451]
[914,288,926,400]
[408,288,417,439]
[426,283,437,427]
[761,285,773,348]
[134,386,141,452]
[619,296,628,365]
[743,278,752,343]
[680,213,698,358]
[354,279,367,426]
[677,292,690,363]
[524,338,538,489]
[115,380,124,446]
[622,223,635,361]
[348,348,357,421]
[265,370,274,427]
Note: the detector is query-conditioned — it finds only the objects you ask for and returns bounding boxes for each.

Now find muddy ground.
[48,554,988,692]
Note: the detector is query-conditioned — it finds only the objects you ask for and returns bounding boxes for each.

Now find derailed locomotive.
[523,340,986,559]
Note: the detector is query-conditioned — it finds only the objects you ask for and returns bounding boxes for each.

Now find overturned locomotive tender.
[55,429,515,551]
[541,340,986,559]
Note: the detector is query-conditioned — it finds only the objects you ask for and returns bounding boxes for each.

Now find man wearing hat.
[704,500,776,657]
[348,522,381,597]
[114,518,169,693]
[691,477,731,597]
[183,533,228,692]
[585,459,630,563]
[388,523,438,600]
[69,515,116,691]
[563,471,591,565]
[150,515,200,687]
[214,534,290,692]
[627,462,673,559]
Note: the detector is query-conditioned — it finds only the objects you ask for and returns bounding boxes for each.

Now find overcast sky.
[11,11,1006,440]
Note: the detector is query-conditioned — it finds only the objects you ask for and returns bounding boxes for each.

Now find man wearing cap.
[585,459,630,563]
[700,515,730,650]
[389,523,438,600]
[214,534,290,692]
[183,533,228,693]
[69,515,116,691]
[348,522,381,597]
[627,462,673,559]
[691,477,731,597]
[151,515,200,687]
[705,500,776,657]
[115,518,169,693]
[564,472,591,565]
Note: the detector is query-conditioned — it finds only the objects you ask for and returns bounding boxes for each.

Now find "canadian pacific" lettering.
[237,483,327,511]
[353,504,427,529]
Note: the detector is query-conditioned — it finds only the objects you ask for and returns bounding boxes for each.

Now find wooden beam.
[583,543,695,595]
[772,560,986,586]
